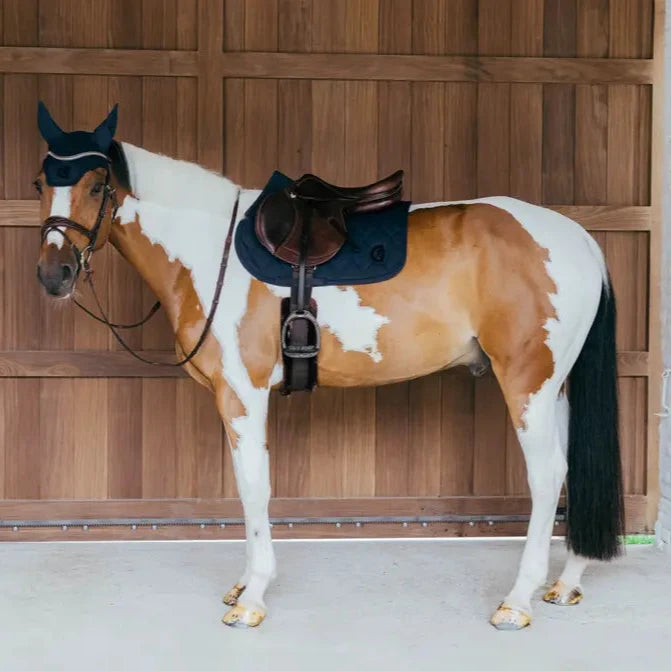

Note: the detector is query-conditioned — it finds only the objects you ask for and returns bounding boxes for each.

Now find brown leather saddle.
[255,170,404,394]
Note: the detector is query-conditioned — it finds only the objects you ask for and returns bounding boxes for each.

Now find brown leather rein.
[40,173,240,367]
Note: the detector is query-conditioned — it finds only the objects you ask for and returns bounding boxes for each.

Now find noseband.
[40,169,118,275]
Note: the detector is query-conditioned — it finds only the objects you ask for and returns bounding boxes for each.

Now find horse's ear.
[37,101,65,145]
[93,104,118,151]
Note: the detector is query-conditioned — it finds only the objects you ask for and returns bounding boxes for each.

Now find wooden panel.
[216,53,653,84]
[0,0,658,535]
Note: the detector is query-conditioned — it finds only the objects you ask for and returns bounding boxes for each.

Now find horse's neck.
[108,203,184,325]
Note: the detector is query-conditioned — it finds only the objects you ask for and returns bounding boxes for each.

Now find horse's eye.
[33,180,43,195]
[90,182,104,196]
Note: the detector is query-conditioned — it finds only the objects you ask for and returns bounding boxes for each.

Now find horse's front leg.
[217,383,275,628]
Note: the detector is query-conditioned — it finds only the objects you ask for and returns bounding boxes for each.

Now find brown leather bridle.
[40,168,240,367]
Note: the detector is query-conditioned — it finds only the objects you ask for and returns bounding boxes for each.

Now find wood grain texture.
[217,53,653,83]
[0,0,658,536]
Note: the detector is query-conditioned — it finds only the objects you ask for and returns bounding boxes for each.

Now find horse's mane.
[109,140,131,191]
[113,141,240,215]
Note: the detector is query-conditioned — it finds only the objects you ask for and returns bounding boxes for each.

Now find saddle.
[255,170,404,394]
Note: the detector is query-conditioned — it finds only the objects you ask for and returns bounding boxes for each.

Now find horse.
[33,103,624,630]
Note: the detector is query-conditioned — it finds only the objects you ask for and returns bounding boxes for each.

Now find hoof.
[222,603,265,628]
[543,581,583,606]
[490,603,531,631]
[222,583,246,606]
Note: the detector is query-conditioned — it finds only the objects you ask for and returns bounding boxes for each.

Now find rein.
[41,175,240,367]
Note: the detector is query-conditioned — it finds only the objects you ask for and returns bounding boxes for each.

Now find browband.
[47,150,110,162]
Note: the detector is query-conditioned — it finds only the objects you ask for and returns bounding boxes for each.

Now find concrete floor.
[0,539,668,671]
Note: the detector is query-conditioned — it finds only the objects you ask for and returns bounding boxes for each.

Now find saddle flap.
[256,189,347,266]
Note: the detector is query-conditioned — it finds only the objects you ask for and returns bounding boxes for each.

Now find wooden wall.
[0,0,661,539]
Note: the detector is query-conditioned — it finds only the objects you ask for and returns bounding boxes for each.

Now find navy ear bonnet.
[38,101,118,186]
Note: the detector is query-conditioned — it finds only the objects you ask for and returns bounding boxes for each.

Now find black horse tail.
[566,275,624,560]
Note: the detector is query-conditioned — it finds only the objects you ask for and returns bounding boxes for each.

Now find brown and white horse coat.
[36,137,620,631]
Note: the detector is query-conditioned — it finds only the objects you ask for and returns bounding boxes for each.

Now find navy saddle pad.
[235,171,410,288]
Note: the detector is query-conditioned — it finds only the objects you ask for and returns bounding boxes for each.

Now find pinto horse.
[33,104,624,630]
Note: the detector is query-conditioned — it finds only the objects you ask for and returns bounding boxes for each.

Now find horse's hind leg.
[489,368,568,630]
[543,393,589,606]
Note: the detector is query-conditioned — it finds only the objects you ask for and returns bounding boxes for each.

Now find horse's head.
[35,101,119,298]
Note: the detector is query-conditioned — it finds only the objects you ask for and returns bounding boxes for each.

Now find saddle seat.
[256,170,404,266]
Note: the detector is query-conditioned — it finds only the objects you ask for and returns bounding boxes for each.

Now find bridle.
[39,164,240,367]
[40,167,118,275]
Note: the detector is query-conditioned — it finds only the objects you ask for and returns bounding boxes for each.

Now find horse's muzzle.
[37,257,77,297]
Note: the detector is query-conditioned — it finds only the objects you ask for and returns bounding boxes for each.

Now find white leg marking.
[504,387,567,615]
[229,389,275,613]
[47,186,72,248]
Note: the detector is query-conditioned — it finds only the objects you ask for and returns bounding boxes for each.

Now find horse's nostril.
[61,264,73,282]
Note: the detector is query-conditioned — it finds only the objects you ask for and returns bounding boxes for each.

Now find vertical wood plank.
[473,374,507,495]
[142,379,177,498]
[278,0,312,52]
[478,0,511,55]
[575,84,608,205]
[577,0,609,57]
[3,0,38,45]
[344,0,378,53]
[1,380,41,499]
[477,84,510,196]
[311,0,346,52]
[444,83,477,199]
[244,0,278,51]
[142,0,177,48]
[445,0,478,55]
[378,0,412,54]
[224,0,245,51]
[74,380,108,498]
[39,379,75,499]
[375,383,409,495]
[3,75,40,199]
[242,80,278,187]
[610,0,653,58]
[511,0,543,56]
[408,374,441,496]
[412,0,445,54]
[108,379,143,499]
[510,84,543,202]
[440,369,474,495]
[378,81,411,187]
[542,85,575,204]
[544,0,577,56]
[109,0,143,48]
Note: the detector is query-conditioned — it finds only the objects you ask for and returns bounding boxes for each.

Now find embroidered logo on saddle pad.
[235,171,410,288]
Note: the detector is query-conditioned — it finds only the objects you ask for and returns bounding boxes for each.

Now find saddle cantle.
[253,170,405,395]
